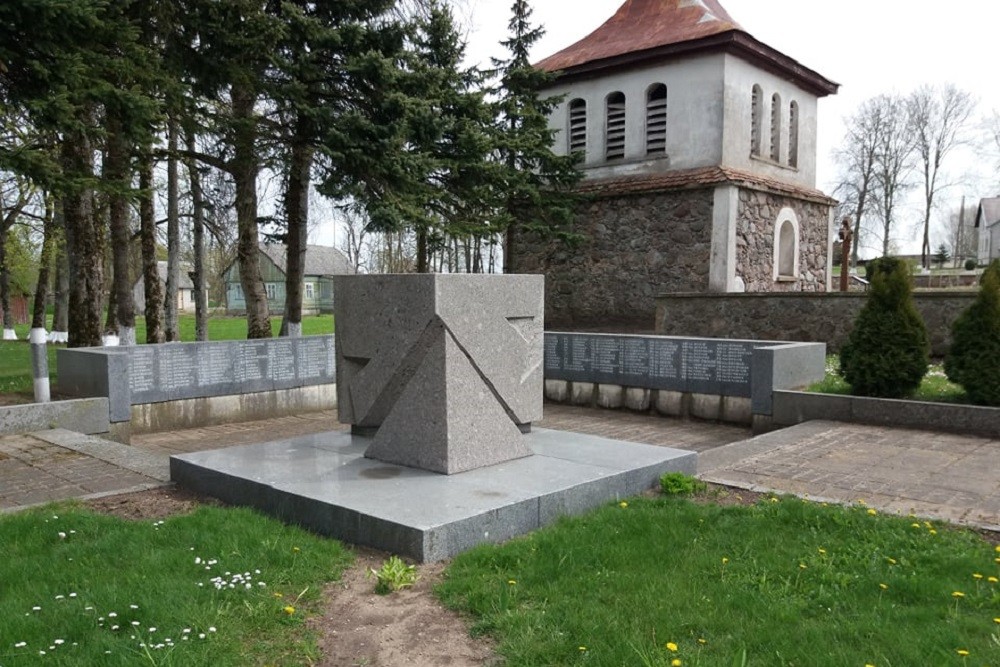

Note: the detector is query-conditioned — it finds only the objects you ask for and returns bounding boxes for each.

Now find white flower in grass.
[111,625,119,631]
[182,629,191,634]
[131,621,139,627]
[58,532,66,539]
[198,633,206,640]
[32,606,41,612]
[208,627,216,633]
[68,593,77,598]
[108,612,117,618]
[54,639,64,645]
[15,641,27,648]
[129,604,138,610]
[148,627,156,633]
[55,595,64,600]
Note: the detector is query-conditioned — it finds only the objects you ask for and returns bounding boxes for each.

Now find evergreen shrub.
[944,260,1000,405]
[839,257,929,398]
[964,258,977,271]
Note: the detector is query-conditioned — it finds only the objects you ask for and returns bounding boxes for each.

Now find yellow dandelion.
[995,557,1000,564]
[721,557,729,565]
[951,591,965,598]
[665,642,678,652]
[292,546,300,553]
[911,522,921,529]
[924,521,933,528]
[671,660,682,667]
[857,499,867,505]
[578,646,587,652]
[988,577,998,584]
[283,605,295,615]
[697,638,707,645]
[993,617,1000,624]
[879,583,888,590]
[818,548,827,555]
[972,573,983,580]
[619,501,628,509]
[866,508,877,516]
[995,545,1000,553]
[273,592,284,598]
[799,563,807,570]
[956,649,969,656]
[866,664,876,667]
[928,529,937,535]
[886,557,897,565]
[769,497,779,503]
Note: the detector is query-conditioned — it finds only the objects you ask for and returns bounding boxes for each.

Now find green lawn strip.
[438,496,1000,667]
[0,504,351,666]
[0,314,333,399]
[808,355,968,403]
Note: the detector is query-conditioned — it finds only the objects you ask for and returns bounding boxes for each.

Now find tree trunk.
[0,225,12,333]
[107,117,136,345]
[232,81,271,339]
[139,148,164,344]
[52,222,69,338]
[32,198,56,330]
[62,123,103,348]
[184,125,208,342]
[165,116,180,341]
[416,229,428,273]
[280,127,313,338]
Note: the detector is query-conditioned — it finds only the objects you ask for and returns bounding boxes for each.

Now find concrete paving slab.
[170,427,696,562]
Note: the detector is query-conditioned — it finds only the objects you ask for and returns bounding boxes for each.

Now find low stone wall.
[58,337,337,438]
[655,292,977,356]
[542,332,825,425]
[0,398,112,438]
[771,390,1000,438]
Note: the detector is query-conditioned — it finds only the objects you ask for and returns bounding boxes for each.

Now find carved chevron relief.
[333,275,544,474]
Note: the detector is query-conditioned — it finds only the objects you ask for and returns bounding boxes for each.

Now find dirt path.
[85,488,498,666]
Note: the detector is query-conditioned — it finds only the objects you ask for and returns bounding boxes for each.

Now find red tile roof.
[535,0,838,97]
[575,167,837,205]
[537,0,741,73]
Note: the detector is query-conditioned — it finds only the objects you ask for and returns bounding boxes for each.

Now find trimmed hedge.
[945,260,1000,406]
[840,257,929,398]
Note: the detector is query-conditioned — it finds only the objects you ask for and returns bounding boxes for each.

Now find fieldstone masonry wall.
[512,189,715,328]
[656,292,977,356]
[737,190,830,292]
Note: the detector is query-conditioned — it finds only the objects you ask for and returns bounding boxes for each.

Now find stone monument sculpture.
[333,274,544,474]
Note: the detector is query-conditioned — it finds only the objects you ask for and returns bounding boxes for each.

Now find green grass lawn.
[808,355,968,403]
[438,494,1000,667]
[0,503,351,666]
[0,314,333,399]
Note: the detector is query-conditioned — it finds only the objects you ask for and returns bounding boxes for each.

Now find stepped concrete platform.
[170,427,696,562]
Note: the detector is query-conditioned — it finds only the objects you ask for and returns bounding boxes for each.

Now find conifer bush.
[944,260,1000,405]
[839,257,929,398]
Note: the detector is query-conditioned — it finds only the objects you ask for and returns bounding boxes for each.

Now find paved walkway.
[2,405,998,533]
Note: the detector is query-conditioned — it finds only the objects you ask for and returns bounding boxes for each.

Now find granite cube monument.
[333,274,544,474]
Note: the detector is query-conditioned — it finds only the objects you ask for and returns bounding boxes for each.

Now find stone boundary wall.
[57,337,336,436]
[655,292,977,356]
[770,390,1000,438]
[542,332,825,425]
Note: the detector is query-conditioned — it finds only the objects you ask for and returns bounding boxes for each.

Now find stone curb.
[30,429,171,482]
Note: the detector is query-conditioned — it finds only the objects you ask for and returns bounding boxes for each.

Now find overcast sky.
[459,0,1000,254]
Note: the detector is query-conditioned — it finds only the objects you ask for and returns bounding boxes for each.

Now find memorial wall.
[544,332,765,398]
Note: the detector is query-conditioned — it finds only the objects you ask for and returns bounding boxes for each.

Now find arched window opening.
[645,84,667,155]
[770,93,782,162]
[788,101,799,168]
[773,207,800,281]
[606,92,626,160]
[750,85,763,157]
[568,98,587,156]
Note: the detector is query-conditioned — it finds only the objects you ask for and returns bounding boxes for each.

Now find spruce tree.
[944,260,1000,405]
[490,0,581,272]
[840,257,929,397]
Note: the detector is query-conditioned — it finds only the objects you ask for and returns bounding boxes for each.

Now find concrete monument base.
[170,428,695,562]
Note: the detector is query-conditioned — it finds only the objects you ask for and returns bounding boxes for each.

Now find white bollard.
[29,327,50,403]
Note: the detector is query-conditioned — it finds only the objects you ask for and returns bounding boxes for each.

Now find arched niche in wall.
[773,207,800,281]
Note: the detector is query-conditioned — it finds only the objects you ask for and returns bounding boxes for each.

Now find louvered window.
[770,93,782,162]
[750,85,763,156]
[568,99,587,155]
[646,84,667,155]
[788,101,799,168]
[605,92,626,160]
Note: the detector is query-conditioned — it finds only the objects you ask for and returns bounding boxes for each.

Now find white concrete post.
[29,327,50,403]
